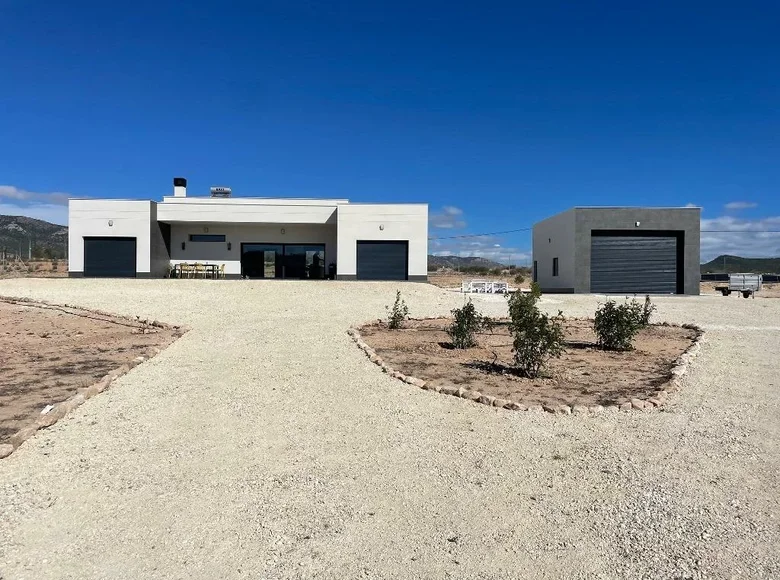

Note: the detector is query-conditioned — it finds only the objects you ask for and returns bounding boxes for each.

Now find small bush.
[593,299,643,351]
[506,288,565,378]
[513,273,525,285]
[386,290,409,329]
[447,299,492,349]
[638,295,656,327]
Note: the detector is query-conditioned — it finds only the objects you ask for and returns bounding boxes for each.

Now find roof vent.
[210,186,232,198]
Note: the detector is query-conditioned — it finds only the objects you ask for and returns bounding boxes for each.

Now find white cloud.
[430,235,531,265]
[0,203,68,226]
[724,201,758,211]
[0,185,71,206]
[701,215,780,261]
[429,206,467,229]
[0,185,75,226]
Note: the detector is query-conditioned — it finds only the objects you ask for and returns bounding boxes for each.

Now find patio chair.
[219,264,225,279]
[194,263,205,279]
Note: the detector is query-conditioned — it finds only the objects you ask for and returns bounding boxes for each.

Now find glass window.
[553,257,559,277]
[189,234,226,242]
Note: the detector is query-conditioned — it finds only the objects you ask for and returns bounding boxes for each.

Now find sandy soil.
[0,260,68,279]
[0,299,179,443]
[359,318,696,407]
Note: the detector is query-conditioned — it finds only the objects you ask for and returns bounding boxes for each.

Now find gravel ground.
[0,279,778,580]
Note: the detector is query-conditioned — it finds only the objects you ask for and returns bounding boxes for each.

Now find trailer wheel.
[742,291,751,299]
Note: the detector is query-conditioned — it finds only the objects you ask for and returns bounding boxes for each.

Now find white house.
[68,178,429,281]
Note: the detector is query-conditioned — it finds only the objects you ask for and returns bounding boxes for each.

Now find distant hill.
[701,255,780,274]
[429,255,507,271]
[0,215,68,259]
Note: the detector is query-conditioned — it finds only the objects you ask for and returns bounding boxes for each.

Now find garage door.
[84,237,137,278]
[591,235,678,294]
[356,241,408,281]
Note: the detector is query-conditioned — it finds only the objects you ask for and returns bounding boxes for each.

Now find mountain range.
[0,215,69,259]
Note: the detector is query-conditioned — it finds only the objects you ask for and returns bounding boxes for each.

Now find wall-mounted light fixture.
[108,220,113,227]
[227,242,232,251]
[204,227,209,233]
[379,224,384,231]
[181,242,186,251]
[635,221,641,227]
[281,228,286,234]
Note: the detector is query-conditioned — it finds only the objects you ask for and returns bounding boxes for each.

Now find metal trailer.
[715,273,763,298]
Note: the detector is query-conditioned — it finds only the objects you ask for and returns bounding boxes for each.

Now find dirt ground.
[700,281,780,298]
[0,299,179,444]
[359,317,697,407]
[0,260,68,279]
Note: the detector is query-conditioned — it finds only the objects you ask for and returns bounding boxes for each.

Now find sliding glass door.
[241,243,326,279]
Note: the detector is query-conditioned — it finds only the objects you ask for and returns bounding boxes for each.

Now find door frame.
[240,242,326,279]
[590,230,685,294]
[83,236,137,278]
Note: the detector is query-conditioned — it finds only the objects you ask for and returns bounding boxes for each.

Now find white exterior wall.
[336,204,429,278]
[532,209,576,292]
[169,223,337,276]
[68,199,155,274]
[157,197,342,224]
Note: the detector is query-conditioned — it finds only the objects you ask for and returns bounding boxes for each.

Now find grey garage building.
[532,207,701,295]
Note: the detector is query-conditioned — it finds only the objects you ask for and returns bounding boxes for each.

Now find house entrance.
[241,243,326,279]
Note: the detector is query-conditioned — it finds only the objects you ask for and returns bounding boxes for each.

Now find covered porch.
[164,222,337,279]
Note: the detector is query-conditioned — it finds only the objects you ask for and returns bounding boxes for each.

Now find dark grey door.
[356,241,408,280]
[590,235,678,294]
[84,237,137,278]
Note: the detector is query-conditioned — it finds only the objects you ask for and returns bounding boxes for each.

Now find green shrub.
[447,298,492,349]
[638,295,656,327]
[386,290,409,329]
[593,299,643,351]
[513,273,525,285]
[506,288,565,378]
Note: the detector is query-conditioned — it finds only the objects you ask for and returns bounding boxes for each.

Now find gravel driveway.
[1,279,778,579]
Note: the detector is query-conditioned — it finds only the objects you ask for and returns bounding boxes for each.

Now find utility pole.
[28,237,32,261]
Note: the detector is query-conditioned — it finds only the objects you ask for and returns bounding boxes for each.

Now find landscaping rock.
[507,402,527,411]
[409,377,426,388]
[630,399,645,410]
[10,425,38,448]
[440,386,458,396]
[542,404,558,414]
[35,405,67,428]
[558,405,572,415]
[467,391,482,401]
[647,397,663,407]
[619,402,632,411]
[493,398,510,408]
[0,443,14,459]
[527,405,544,413]
[479,394,496,406]
[572,405,588,414]
[588,405,604,414]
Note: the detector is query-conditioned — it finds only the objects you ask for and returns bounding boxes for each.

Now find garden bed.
[357,318,699,408]
[0,298,182,448]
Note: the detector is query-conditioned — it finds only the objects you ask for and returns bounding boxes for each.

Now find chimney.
[173,177,187,197]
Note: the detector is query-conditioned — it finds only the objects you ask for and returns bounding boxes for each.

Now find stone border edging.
[0,296,187,459]
[347,318,704,416]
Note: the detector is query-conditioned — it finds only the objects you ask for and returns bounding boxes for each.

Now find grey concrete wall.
[531,209,576,292]
[573,207,701,295]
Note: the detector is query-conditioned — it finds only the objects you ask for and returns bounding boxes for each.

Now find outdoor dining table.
[173,263,220,279]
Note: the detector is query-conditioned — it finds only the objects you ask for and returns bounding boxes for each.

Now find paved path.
[1,279,778,579]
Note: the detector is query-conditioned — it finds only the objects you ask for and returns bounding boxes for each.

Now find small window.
[553,257,559,277]
[533,261,538,282]
[189,234,226,242]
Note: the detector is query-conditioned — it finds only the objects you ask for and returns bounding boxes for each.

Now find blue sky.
[1,1,778,261]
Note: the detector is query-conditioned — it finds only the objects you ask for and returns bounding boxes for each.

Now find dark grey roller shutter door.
[356,241,408,281]
[84,237,137,278]
[591,236,677,294]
